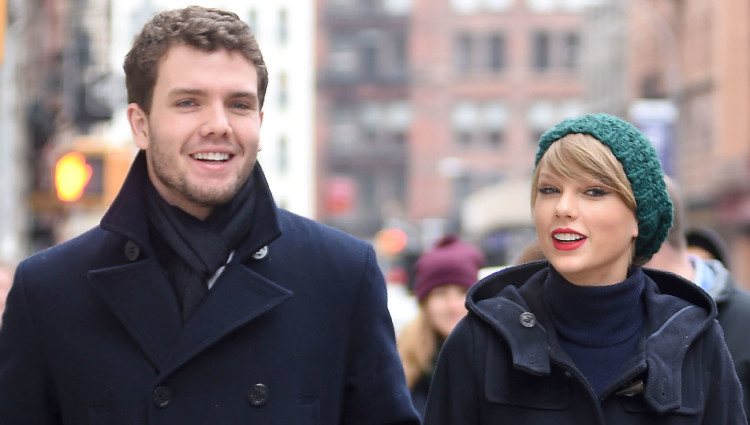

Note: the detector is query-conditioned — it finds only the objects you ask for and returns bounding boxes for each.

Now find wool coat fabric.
[712,268,750,422]
[423,261,747,425]
[0,152,419,425]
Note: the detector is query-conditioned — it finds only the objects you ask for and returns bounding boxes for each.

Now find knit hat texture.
[534,113,672,263]
[413,235,485,301]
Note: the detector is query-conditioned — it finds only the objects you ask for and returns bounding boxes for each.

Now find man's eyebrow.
[167,87,207,97]
[228,91,259,102]
[167,88,258,102]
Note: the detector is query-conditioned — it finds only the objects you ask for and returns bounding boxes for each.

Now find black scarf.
[145,175,257,323]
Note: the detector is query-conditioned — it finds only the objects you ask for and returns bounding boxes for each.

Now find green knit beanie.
[534,113,672,263]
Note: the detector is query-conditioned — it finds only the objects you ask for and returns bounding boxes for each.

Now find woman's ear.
[127,103,150,150]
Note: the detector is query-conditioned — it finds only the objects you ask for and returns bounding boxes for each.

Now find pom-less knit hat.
[534,113,672,263]
[413,235,485,302]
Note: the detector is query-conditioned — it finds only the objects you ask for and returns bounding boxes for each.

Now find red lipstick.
[551,228,587,251]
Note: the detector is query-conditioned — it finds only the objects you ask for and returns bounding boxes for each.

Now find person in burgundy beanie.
[397,235,485,418]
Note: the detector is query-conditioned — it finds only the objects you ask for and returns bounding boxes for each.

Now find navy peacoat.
[0,152,419,425]
[424,261,747,425]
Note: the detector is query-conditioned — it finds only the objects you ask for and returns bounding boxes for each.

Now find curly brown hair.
[123,6,268,114]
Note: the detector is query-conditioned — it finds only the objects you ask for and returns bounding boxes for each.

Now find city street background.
[2,0,750,287]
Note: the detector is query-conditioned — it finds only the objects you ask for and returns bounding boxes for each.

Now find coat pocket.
[484,339,570,410]
[298,395,319,425]
[89,402,135,425]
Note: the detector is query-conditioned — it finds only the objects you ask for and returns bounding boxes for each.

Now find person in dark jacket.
[397,235,485,418]
[424,114,746,424]
[647,176,750,421]
[0,7,419,425]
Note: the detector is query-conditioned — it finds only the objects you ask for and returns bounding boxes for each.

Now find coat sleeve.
[0,265,61,424]
[339,246,420,425]
[423,316,481,425]
[702,321,748,424]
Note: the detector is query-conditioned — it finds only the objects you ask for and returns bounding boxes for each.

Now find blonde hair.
[531,133,636,212]
[397,309,438,389]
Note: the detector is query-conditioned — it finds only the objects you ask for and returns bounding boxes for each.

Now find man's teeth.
[192,152,230,161]
[554,233,584,242]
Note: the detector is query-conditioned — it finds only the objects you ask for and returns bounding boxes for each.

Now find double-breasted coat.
[0,153,419,425]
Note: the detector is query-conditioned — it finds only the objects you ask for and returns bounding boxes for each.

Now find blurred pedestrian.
[424,114,746,424]
[0,262,13,325]
[0,6,419,424]
[513,238,546,264]
[397,235,485,418]
[647,176,750,420]
[386,266,419,334]
[686,225,730,267]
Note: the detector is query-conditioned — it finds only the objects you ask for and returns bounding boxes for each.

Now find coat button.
[252,246,269,260]
[247,383,269,407]
[152,386,172,408]
[124,240,140,262]
[519,312,536,328]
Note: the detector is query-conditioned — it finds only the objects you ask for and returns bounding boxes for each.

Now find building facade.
[627,0,750,284]
[316,0,589,263]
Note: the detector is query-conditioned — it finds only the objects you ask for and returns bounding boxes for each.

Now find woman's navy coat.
[424,261,747,425]
[0,153,419,425]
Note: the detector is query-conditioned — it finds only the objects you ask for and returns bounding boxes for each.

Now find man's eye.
[230,101,254,110]
[176,99,196,107]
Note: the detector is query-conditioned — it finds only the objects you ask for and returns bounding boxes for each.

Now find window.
[454,33,474,73]
[483,102,509,147]
[329,38,358,75]
[452,102,478,146]
[531,31,551,71]
[488,33,506,72]
[385,101,411,131]
[527,101,555,143]
[247,9,258,34]
[451,0,481,14]
[392,32,408,75]
[360,38,379,78]
[485,0,513,11]
[278,136,289,172]
[278,72,288,109]
[562,32,580,70]
[331,104,358,146]
[278,8,288,44]
[383,0,412,15]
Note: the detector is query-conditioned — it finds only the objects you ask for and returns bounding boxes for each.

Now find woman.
[397,235,485,418]
[423,114,746,424]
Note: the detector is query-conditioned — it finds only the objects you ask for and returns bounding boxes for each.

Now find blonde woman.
[424,114,746,424]
[397,235,485,418]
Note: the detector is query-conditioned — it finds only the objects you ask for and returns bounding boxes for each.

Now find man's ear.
[127,103,150,150]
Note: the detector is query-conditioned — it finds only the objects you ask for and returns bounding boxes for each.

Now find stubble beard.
[148,137,252,209]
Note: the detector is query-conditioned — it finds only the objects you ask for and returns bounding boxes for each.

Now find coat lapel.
[88,258,183,371]
[158,263,292,380]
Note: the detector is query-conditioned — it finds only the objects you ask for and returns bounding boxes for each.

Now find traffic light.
[375,227,409,256]
[54,151,95,202]
[51,137,133,208]
[0,0,6,64]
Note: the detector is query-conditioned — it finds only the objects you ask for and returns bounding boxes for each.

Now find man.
[647,176,750,419]
[0,7,419,424]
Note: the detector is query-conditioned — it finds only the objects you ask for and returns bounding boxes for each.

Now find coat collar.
[91,151,289,377]
[469,261,716,412]
[100,150,282,261]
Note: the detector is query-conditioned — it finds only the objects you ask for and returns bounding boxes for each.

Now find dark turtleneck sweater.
[543,267,646,396]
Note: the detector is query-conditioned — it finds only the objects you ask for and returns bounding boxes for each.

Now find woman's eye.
[585,187,608,197]
[538,186,558,195]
